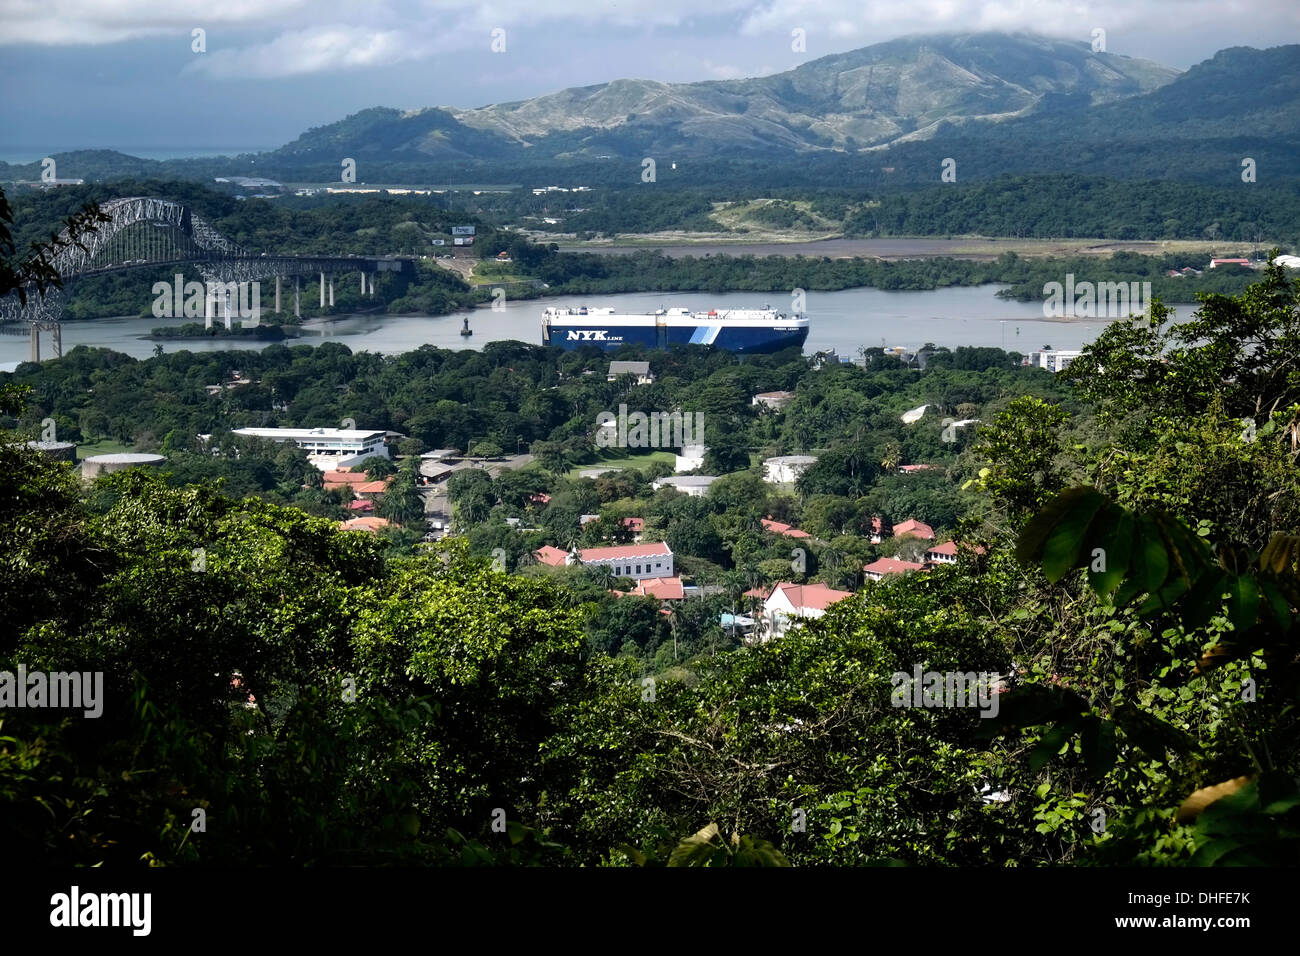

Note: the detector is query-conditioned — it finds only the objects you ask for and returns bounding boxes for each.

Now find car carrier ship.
[542,305,809,353]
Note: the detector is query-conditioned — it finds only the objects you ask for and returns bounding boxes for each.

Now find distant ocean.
[0,147,273,164]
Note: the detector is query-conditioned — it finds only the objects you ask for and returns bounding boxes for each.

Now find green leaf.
[1133,515,1171,594]
[1040,493,1109,583]
[1224,575,1260,634]
[1087,509,1135,596]
[1015,487,1107,568]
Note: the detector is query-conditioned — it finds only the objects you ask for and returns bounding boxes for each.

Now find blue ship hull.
[544,321,808,353]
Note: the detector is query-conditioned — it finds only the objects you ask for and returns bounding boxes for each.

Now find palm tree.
[880,440,902,473]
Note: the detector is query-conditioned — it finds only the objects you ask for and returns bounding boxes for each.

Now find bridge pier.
[360,271,365,295]
[295,275,301,318]
[275,275,282,315]
[328,276,334,308]
[53,323,61,359]
[30,326,39,363]
[369,273,374,296]
[204,287,214,328]
[319,272,325,309]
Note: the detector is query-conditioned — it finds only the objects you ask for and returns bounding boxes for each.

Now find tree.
[377,458,426,528]
[0,185,110,303]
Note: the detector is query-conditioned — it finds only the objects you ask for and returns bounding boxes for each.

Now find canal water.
[0,284,1130,371]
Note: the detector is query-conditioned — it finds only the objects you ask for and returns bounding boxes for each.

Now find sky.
[1,0,1297,159]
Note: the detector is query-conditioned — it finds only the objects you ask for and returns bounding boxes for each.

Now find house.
[674,444,707,473]
[1209,258,1251,269]
[575,542,674,580]
[622,517,645,541]
[892,519,935,541]
[763,455,817,484]
[347,499,375,514]
[607,361,654,385]
[534,545,572,567]
[756,581,855,641]
[612,576,686,601]
[762,518,811,540]
[339,516,392,533]
[355,479,390,498]
[652,475,717,497]
[1180,267,1202,276]
[751,390,794,410]
[898,464,938,474]
[923,541,988,565]
[528,492,552,506]
[862,557,926,581]
[495,251,512,262]
[322,470,371,490]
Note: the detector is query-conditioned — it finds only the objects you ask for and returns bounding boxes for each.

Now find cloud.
[186,26,436,79]
[738,0,1298,43]
[0,0,311,45]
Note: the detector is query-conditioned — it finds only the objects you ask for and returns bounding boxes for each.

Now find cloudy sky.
[1,0,1296,159]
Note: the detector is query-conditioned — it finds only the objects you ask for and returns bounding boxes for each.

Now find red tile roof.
[863,557,926,576]
[925,541,986,558]
[635,576,685,600]
[578,541,672,562]
[898,464,937,473]
[769,581,854,611]
[621,517,645,532]
[347,499,374,512]
[323,470,370,486]
[339,516,392,532]
[762,518,812,539]
[534,545,570,567]
[891,519,935,540]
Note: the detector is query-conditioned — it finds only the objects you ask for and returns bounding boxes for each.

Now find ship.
[542,305,808,353]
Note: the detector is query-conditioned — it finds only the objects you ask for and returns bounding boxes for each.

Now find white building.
[751,391,794,410]
[763,455,817,484]
[536,541,674,580]
[232,427,388,471]
[1025,350,1083,373]
[755,582,855,641]
[607,361,654,385]
[652,475,718,497]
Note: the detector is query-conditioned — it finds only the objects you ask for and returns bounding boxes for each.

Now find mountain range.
[2,34,1297,185]
[273,32,1182,160]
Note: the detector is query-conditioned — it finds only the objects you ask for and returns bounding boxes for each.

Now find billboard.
[430,239,445,246]
[453,237,475,246]
[451,225,476,236]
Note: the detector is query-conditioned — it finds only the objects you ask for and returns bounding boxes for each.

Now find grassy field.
[566,449,676,479]
[77,438,133,456]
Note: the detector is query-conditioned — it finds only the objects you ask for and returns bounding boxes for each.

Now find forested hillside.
[3,262,1297,866]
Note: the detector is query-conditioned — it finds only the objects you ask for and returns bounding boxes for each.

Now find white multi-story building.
[1025,350,1083,373]
[232,427,388,471]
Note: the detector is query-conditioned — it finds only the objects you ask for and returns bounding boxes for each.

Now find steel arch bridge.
[0,196,415,360]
